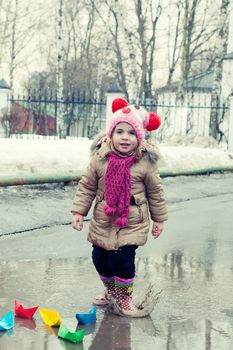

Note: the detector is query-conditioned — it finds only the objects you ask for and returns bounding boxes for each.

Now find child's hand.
[72,213,84,231]
[151,221,164,239]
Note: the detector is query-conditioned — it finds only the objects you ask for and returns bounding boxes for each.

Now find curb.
[160,165,233,177]
[1,166,233,186]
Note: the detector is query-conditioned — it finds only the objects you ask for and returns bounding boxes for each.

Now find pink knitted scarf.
[104,152,136,228]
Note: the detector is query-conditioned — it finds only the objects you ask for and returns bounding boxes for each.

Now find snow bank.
[160,146,233,172]
[0,137,233,177]
[0,138,92,177]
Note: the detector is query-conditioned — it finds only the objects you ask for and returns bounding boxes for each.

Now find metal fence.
[130,94,229,148]
[156,102,229,148]
[8,93,106,138]
[8,93,230,148]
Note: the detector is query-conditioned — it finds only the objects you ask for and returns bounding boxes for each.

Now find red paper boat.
[14,300,39,319]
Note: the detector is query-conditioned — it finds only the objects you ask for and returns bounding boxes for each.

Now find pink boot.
[93,276,115,306]
[113,277,137,314]
[93,290,110,305]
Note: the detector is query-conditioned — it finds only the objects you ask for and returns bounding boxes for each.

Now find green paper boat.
[58,325,85,343]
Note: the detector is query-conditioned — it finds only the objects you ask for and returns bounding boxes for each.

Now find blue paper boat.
[0,311,14,331]
[76,307,96,325]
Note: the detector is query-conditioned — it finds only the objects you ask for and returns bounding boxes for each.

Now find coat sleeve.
[71,157,98,216]
[144,162,168,222]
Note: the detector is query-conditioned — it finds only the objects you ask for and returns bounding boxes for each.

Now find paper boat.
[58,325,85,343]
[76,307,96,325]
[0,311,14,331]
[14,300,38,319]
[39,309,62,326]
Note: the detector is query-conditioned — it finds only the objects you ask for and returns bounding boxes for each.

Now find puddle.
[0,256,233,349]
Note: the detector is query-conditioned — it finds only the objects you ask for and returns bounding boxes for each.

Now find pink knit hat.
[107,98,161,143]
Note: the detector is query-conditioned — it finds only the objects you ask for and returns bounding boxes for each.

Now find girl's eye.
[129,130,135,135]
[116,130,122,134]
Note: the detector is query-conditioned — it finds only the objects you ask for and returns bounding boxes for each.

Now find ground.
[0,174,233,349]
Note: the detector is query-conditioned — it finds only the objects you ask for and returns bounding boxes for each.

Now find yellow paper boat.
[39,309,62,326]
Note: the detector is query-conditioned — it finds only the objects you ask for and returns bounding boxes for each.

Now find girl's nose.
[122,132,129,139]
[122,135,128,140]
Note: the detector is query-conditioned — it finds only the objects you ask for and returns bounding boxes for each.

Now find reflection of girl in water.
[89,312,131,350]
[71,98,168,316]
[88,311,159,350]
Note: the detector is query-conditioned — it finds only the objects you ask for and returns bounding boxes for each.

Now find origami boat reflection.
[58,325,85,343]
[43,323,59,336]
[15,316,36,330]
[0,311,14,331]
[76,307,96,325]
[14,300,38,319]
[39,308,62,326]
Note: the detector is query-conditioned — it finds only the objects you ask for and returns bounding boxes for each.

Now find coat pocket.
[129,194,148,224]
[93,192,103,219]
[93,195,112,226]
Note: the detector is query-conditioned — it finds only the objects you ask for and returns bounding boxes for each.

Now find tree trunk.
[9,0,18,95]
[56,0,66,138]
[210,0,229,140]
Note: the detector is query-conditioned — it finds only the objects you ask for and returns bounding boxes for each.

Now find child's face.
[112,122,138,154]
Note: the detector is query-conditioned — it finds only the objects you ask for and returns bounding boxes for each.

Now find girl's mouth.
[120,143,130,147]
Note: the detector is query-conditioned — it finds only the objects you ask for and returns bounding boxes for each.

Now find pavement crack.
[169,191,233,204]
[0,224,53,237]
[0,220,90,238]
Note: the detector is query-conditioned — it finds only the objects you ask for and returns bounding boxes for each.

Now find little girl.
[71,98,168,316]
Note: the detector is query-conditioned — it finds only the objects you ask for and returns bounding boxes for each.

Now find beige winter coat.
[71,134,168,251]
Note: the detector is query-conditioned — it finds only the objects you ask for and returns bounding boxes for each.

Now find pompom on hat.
[107,98,161,143]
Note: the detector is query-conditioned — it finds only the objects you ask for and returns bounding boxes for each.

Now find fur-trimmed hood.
[90,132,160,164]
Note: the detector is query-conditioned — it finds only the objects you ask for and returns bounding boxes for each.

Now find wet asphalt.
[0,173,233,349]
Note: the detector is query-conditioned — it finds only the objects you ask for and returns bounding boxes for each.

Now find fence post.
[229,95,233,152]
[105,82,124,132]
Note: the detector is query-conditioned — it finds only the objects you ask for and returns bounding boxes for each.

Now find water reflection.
[0,255,233,349]
[76,322,96,336]
[15,316,36,330]
[59,338,84,350]
[43,324,59,336]
[165,319,233,350]
[88,311,132,350]
[0,328,13,337]
[135,248,232,284]
[165,250,183,280]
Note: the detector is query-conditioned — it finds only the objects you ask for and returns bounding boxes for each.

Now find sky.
[1,136,233,181]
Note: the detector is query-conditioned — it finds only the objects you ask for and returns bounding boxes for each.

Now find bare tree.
[63,0,81,66]
[0,106,22,137]
[177,0,219,98]
[90,0,128,98]
[82,0,96,96]
[210,0,230,140]
[0,1,12,70]
[2,0,42,94]
[112,0,163,99]
[9,0,18,92]
[166,1,183,85]
[133,0,162,98]
[179,0,199,99]
[56,0,66,137]
[91,0,163,99]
